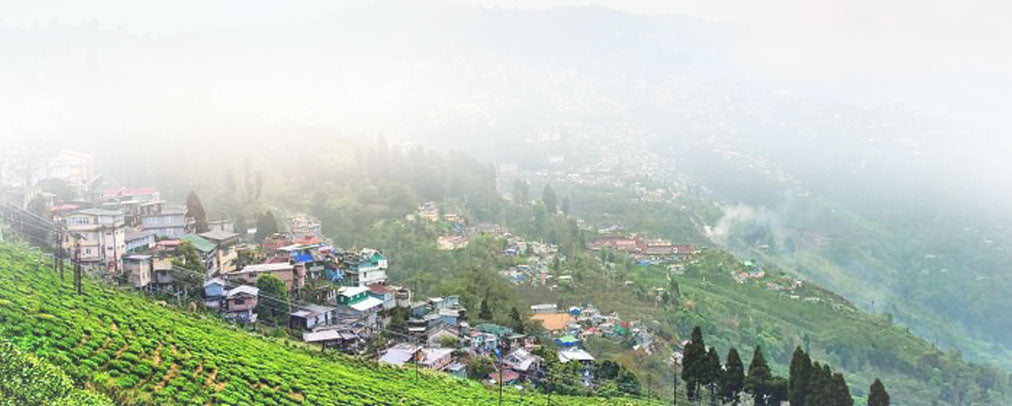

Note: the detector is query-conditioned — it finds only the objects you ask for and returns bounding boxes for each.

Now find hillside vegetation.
[0,339,111,406]
[0,243,658,406]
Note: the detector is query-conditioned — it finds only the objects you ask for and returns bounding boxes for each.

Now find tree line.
[681,326,889,405]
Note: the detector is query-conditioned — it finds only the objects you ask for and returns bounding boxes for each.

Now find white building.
[61,208,127,271]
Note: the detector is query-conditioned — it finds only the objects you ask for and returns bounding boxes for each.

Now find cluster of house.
[42,184,407,351]
[531,303,655,358]
[587,235,697,263]
[732,260,767,284]
[234,239,413,354]
[500,237,569,287]
[410,201,513,252]
[378,311,551,386]
[51,186,242,275]
[407,201,463,224]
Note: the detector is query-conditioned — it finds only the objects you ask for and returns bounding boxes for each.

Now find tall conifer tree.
[868,379,890,406]
[789,346,812,406]
[681,326,706,401]
[832,372,853,406]
[720,347,745,404]
[745,345,772,405]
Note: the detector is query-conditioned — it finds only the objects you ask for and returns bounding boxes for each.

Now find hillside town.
[0,150,684,394]
[0,148,839,399]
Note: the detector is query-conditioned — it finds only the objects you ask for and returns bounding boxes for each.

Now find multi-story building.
[341,248,388,287]
[123,254,153,289]
[61,208,127,271]
[140,203,190,239]
[199,230,240,274]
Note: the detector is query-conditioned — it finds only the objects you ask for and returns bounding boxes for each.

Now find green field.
[0,243,660,405]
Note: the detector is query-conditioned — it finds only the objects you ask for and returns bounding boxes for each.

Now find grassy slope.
[623,251,1010,405]
[0,243,659,406]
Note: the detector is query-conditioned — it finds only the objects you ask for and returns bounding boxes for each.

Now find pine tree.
[681,326,706,401]
[478,291,493,320]
[806,363,835,406]
[789,346,812,406]
[868,378,890,406]
[720,347,745,404]
[186,191,209,233]
[804,362,823,406]
[254,211,279,242]
[745,345,772,405]
[767,377,789,405]
[703,347,722,401]
[509,307,525,334]
[542,183,558,214]
[832,372,853,406]
[561,195,570,215]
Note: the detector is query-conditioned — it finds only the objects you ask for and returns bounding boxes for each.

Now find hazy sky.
[3,0,1009,126]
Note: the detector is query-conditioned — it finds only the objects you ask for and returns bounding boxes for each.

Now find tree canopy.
[186,191,209,233]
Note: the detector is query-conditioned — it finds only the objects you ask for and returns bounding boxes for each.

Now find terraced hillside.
[0,243,658,405]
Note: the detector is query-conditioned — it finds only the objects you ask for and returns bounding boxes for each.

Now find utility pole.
[673,367,678,406]
[498,353,503,406]
[546,369,552,406]
[53,229,60,279]
[73,235,82,295]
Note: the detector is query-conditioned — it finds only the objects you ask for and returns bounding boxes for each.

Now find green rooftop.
[181,234,216,253]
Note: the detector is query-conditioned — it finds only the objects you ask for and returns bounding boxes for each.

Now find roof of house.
[475,323,514,337]
[419,348,454,367]
[294,304,336,317]
[234,262,294,274]
[504,348,541,372]
[368,284,390,294]
[180,234,216,253]
[349,296,384,312]
[302,330,343,343]
[153,207,187,216]
[103,187,158,197]
[73,208,124,217]
[555,335,579,346]
[531,313,575,331]
[199,230,240,242]
[203,277,225,288]
[50,204,79,212]
[338,286,369,297]
[226,285,259,298]
[558,348,596,363]
[125,230,156,242]
[379,343,420,366]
